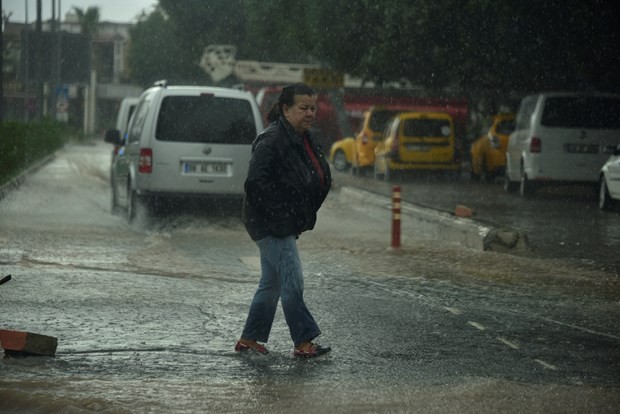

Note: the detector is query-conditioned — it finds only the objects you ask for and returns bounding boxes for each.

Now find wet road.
[1,141,619,413]
[332,168,620,274]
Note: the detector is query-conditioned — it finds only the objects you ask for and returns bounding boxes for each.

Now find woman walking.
[236,84,332,358]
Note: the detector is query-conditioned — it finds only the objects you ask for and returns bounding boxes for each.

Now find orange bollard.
[392,185,401,248]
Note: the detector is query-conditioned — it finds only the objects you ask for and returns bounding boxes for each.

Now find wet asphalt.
[0,141,619,413]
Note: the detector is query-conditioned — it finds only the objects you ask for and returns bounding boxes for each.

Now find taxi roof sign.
[303,68,344,89]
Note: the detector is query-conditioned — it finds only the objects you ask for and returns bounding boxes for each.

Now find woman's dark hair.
[266,83,316,123]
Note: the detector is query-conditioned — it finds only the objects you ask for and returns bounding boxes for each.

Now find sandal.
[235,340,269,354]
[293,343,331,358]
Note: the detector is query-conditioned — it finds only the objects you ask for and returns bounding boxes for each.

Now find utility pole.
[1,0,4,123]
[50,0,57,120]
[54,0,63,122]
[23,0,29,121]
[35,0,43,120]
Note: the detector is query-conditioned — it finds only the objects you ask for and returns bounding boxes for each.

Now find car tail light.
[530,137,541,153]
[139,148,153,173]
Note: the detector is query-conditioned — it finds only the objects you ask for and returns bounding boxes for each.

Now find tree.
[72,6,99,36]
[128,8,209,87]
[126,0,620,94]
[240,0,316,63]
[159,0,248,80]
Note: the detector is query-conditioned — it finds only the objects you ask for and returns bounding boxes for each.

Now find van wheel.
[519,170,536,197]
[470,168,481,182]
[599,175,615,210]
[481,159,495,182]
[470,159,483,181]
[384,165,392,181]
[503,172,518,193]
[489,167,504,183]
[127,188,147,223]
[127,188,137,223]
[373,163,384,180]
[350,160,358,176]
[111,185,121,215]
[332,150,349,171]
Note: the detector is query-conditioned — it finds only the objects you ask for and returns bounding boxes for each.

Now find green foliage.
[128,8,210,87]
[127,0,620,93]
[0,120,70,187]
[72,6,100,36]
[240,0,316,63]
[160,0,247,48]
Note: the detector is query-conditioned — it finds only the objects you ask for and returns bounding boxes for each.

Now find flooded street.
[1,141,619,413]
[332,170,620,274]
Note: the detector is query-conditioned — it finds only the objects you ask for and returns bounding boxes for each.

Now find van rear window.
[156,96,257,144]
[541,96,620,129]
[403,118,452,137]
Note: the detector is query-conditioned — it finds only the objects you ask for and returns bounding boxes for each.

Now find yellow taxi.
[374,112,460,180]
[351,107,403,174]
[469,113,515,181]
[329,137,355,171]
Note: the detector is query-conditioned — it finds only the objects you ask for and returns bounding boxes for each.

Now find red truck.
[254,86,353,151]
[253,86,469,162]
[343,90,469,143]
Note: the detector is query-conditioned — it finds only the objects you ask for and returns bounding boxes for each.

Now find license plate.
[565,144,599,154]
[183,161,227,174]
[406,144,429,152]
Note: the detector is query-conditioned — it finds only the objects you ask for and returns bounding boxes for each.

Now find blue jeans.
[241,235,321,347]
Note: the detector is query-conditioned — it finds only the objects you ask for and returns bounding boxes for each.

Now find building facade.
[2,11,142,134]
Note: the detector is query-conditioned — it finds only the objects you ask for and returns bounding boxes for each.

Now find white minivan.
[504,92,620,197]
[105,81,263,221]
[599,144,620,210]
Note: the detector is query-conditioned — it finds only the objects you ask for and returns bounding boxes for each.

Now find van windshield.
[403,118,452,138]
[541,96,620,129]
[156,96,257,144]
[369,110,398,132]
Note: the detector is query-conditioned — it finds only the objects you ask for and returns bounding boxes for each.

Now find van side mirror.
[104,129,123,146]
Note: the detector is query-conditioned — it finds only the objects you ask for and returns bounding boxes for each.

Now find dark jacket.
[242,117,332,241]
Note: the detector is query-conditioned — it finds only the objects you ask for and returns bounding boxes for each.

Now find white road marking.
[497,337,520,349]
[534,359,558,371]
[467,321,486,331]
[443,306,463,315]
[541,317,620,341]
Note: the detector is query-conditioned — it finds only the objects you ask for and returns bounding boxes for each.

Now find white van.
[105,82,263,221]
[504,92,620,197]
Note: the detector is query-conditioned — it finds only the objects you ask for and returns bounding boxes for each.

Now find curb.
[0,154,55,202]
[336,186,529,252]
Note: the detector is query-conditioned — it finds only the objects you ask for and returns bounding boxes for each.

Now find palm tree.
[72,6,100,36]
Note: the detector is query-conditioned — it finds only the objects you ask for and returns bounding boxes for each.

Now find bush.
[0,120,76,186]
